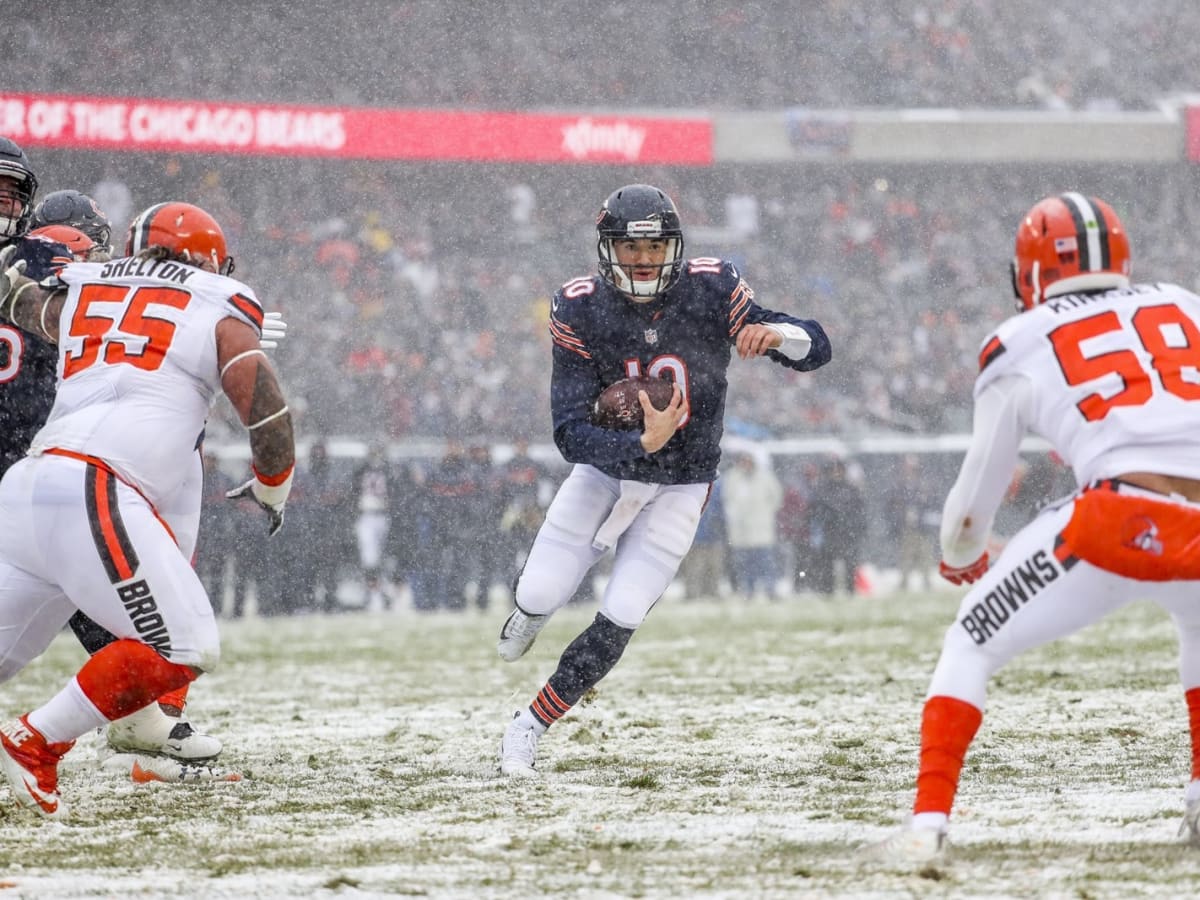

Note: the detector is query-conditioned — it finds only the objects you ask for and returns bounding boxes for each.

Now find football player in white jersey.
[23,221,253,768]
[868,194,1200,861]
[0,202,294,818]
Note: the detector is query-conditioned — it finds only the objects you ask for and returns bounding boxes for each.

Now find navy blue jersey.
[548,258,831,484]
[0,236,71,474]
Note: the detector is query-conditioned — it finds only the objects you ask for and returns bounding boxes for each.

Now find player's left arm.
[218,317,296,535]
[720,265,831,370]
[739,311,831,369]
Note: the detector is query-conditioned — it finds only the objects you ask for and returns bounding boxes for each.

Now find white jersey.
[942,282,1200,566]
[977,282,1200,484]
[29,255,263,509]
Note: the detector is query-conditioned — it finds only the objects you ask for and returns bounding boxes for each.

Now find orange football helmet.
[125,201,234,275]
[1011,193,1130,311]
[29,224,97,263]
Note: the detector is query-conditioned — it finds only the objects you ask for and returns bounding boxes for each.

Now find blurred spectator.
[290,440,354,612]
[721,452,784,601]
[496,439,550,599]
[882,455,941,592]
[227,488,270,619]
[352,443,397,611]
[777,460,816,596]
[385,459,426,609]
[681,481,728,601]
[424,441,477,611]
[195,452,237,614]
[466,443,504,609]
[806,459,868,597]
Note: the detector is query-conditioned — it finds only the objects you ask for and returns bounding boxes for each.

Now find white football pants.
[928,496,1200,710]
[0,454,220,682]
[515,464,709,629]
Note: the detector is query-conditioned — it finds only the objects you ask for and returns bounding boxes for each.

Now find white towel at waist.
[592,480,660,552]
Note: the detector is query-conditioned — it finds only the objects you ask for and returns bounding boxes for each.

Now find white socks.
[27,678,106,744]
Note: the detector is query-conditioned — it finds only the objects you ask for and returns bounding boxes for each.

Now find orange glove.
[939,552,989,585]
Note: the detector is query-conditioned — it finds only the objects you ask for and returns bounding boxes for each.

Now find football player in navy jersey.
[0,138,56,478]
[497,183,832,776]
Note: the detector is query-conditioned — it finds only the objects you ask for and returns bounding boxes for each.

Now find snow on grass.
[0,592,1195,898]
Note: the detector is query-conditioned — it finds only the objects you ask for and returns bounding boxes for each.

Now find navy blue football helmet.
[0,137,38,240]
[596,184,684,299]
[31,189,112,252]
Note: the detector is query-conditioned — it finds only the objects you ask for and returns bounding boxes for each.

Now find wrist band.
[3,281,35,324]
[250,463,294,506]
[252,462,294,486]
[247,405,289,431]
[220,348,267,379]
[38,292,55,339]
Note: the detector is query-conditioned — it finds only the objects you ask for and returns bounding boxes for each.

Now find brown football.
[592,376,676,430]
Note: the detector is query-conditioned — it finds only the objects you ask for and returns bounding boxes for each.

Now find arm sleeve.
[720,264,831,371]
[763,322,812,360]
[743,307,831,371]
[939,375,1032,567]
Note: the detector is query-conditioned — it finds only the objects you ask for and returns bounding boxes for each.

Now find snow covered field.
[0,591,1195,899]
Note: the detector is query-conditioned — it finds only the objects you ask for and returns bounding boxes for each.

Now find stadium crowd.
[15,2,1200,445]
[18,1,1200,112]
[9,2,1200,612]
[33,155,1191,447]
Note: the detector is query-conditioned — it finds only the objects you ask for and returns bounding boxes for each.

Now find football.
[592,375,676,430]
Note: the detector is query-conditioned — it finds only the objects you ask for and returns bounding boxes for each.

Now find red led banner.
[0,92,712,166]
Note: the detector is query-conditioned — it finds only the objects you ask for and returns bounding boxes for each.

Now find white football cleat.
[1180,799,1200,847]
[860,823,947,863]
[98,748,241,784]
[107,703,223,762]
[499,712,540,778]
[497,607,549,662]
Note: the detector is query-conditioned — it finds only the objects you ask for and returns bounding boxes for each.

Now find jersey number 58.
[1049,302,1200,421]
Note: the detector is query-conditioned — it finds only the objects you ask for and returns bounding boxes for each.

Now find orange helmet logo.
[125,201,234,275]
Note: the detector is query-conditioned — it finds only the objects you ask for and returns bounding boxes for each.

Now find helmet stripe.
[128,202,168,254]
[1060,192,1105,273]
[1091,196,1111,270]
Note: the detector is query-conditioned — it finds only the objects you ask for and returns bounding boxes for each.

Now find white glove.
[260,311,288,350]
[226,465,293,536]
[0,244,28,318]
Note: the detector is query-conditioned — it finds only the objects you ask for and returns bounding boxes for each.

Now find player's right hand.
[260,311,288,350]
[639,383,685,454]
[0,244,27,307]
[226,465,293,536]
[939,552,989,585]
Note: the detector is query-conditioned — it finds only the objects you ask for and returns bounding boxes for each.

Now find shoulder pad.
[974,310,1045,393]
[556,275,600,300]
[683,256,737,282]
